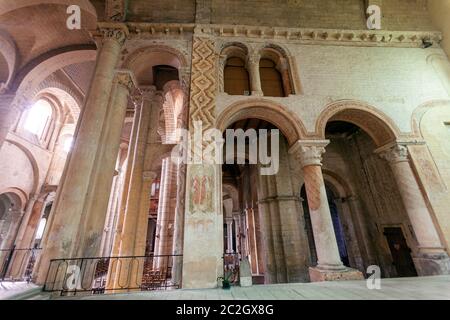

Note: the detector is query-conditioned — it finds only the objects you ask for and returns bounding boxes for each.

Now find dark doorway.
[384,227,417,277]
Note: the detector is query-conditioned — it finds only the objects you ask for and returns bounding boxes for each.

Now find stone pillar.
[378,143,450,275]
[246,54,263,96]
[110,87,156,290]
[35,25,129,284]
[0,94,23,150]
[9,196,43,279]
[225,218,234,254]
[256,173,277,284]
[232,213,241,256]
[218,54,227,93]
[289,140,363,282]
[181,36,222,289]
[276,58,292,96]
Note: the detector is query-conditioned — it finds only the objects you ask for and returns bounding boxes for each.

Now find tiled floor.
[56,275,450,300]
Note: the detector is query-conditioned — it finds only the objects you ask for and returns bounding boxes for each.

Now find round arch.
[316,100,401,147]
[216,99,307,146]
[122,45,188,86]
[3,140,40,195]
[322,169,355,199]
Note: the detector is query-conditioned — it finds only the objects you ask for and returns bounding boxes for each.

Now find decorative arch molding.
[216,99,308,147]
[411,99,450,138]
[122,45,188,86]
[0,188,28,211]
[0,0,97,19]
[316,100,401,147]
[3,139,40,195]
[220,42,249,59]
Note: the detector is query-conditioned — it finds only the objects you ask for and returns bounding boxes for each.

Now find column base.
[309,266,364,282]
[413,251,450,276]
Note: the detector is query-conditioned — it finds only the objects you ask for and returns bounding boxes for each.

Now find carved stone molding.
[114,69,137,92]
[123,22,442,49]
[140,86,156,101]
[377,144,409,164]
[289,140,330,167]
[94,23,129,46]
[105,0,127,22]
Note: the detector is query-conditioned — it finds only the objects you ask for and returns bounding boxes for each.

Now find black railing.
[223,253,240,285]
[0,247,42,282]
[43,254,182,296]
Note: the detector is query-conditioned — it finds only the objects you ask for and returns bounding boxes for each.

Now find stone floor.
[52,275,450,300]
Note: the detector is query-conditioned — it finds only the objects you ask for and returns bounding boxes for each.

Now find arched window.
[63,136,74,153]
[24,100,53,138]
[259,59,285,97]
[224,57,250,95]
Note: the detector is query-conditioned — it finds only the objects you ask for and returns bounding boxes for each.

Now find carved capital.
[96,23,129,46]
[289,140,330,167]
[114,70,137,92]
[246,53,260,68]
[140,86,156,101]
[377,144,409,164]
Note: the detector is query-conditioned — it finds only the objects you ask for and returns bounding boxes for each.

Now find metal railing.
[43,254,182,296]
[0,247,42,282]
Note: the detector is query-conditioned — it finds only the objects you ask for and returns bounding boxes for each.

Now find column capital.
[377,143,409,164]
[94,22,129,46]
[289,140,330,167]
[142,171,157,182]
[140,86,156,101]
[114,69,137,92]
[225,217,234,225]
[246,52,261,67]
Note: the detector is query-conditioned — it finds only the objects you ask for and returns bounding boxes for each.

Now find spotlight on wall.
[421,38,433,49]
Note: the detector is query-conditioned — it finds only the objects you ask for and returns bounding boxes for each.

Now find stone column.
[289,140,363,282]
[246,53,263,96]
[276,58,292,96]
[378,143,450,275]
[34,25,129,285]
[232,213,241,256]
[256,173,276,283]
[9,196,43,279]
[218,54,227,93]
[225,218,234,254]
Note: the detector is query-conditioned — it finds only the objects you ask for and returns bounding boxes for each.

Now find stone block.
[309,267,364,282]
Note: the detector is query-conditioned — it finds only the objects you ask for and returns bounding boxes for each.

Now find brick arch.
[316,100,400,147]
[216,99,308,147]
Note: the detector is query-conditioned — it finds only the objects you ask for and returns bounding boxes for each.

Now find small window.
[259,59,285,97]
[24,100,52,138]
[224,57,250,95]
[35,218,47,240]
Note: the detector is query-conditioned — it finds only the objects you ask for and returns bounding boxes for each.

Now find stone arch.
[10,49,96,109]
[0,30,18,92]
[160,80,185,144]
[2,140,40,195]
[322,169,354,198]
[220,42,249,60]
[411,99,450,138]
[122,45,188,87]
[216,99,307,147]
[0,188,28,211]
[316,100,400,147]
